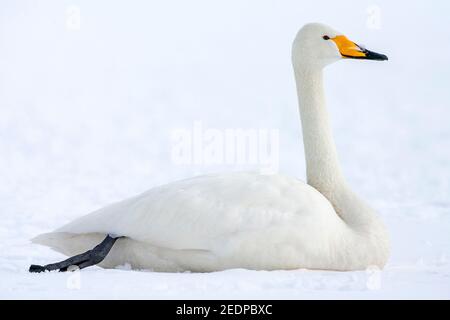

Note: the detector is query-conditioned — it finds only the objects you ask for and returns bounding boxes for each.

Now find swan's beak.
[332,35,388,61]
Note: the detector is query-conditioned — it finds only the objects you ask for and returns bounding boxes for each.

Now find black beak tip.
[366,50,388,61]
[378,53,388,61]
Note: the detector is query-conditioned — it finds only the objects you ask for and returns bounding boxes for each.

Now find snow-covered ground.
[1,0,449,299]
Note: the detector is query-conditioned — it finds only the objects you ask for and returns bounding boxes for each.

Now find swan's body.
[32,23,390,271]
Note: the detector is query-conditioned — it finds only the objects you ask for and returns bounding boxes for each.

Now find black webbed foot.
[29,234,122,273]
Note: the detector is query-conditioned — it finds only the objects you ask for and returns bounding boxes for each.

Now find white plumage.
[33,23,390,271]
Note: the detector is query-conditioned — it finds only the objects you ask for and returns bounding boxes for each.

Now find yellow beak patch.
[331,35,365,58]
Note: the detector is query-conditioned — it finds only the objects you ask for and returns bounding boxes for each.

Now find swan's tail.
[31,232,110,258]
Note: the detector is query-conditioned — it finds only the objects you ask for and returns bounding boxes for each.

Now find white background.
[0,0,449,298]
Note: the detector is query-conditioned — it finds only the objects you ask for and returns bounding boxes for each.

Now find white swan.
[31,23,389,272]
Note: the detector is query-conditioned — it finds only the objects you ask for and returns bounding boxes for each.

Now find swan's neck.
[293,64,389,264]
[294,67,345,195]
[294,66,372,227]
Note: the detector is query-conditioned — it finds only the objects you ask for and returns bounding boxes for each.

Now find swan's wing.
[35,172,338,251]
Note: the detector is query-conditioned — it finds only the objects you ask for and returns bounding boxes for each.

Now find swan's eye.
[323,35,330,40]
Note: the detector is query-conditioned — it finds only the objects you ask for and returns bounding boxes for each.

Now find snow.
[1,0,450,299]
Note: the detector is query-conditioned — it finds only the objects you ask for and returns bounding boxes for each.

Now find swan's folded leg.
[29,234,122,273]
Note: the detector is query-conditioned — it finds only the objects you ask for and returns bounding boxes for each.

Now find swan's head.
[292,23,388,69]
